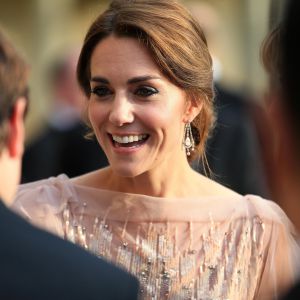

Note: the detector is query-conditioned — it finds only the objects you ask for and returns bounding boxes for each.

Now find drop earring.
[183,122,195,156]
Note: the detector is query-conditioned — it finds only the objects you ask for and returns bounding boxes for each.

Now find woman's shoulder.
[193,173,291,225]
[198,172,294,232]
[243,194,294,227]
[191,172,240,198]
[11,174,76,231]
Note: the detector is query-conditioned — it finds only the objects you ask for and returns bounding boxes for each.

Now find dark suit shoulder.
[0,201,139,300]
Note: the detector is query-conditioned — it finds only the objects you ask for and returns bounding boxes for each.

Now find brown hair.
[77,0,215,162]
[0,29,28,152]
[260,25,282,89]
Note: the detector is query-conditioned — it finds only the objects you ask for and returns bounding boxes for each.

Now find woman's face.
[88,35,191,177]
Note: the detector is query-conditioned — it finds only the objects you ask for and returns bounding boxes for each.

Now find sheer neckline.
[48,174,269,223]
[60,174,243,202]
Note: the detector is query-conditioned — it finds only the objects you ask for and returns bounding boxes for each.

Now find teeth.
[112,134,147,144]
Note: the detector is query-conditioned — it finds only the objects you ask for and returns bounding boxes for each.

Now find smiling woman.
[12,0,300,299]
[87,35,194,179]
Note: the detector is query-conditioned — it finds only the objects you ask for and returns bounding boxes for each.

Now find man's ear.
[183,96,203,123]
[7,97,27,158]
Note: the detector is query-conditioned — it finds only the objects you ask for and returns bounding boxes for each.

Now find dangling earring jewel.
[183,122,195,156]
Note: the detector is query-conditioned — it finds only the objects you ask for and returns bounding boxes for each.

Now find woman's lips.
[108,133,150,150]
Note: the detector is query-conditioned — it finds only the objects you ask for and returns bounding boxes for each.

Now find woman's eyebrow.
[90,75,161,84]
[90,76,109,84]
[127,75,161,84]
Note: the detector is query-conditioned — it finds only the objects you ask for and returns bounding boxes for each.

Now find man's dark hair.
[281,0,300,138]
[0,29,28,152]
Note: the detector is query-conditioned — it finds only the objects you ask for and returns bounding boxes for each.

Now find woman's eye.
[135,86,158,97]
[91,86,112,97]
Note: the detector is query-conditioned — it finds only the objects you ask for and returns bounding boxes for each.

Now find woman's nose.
[108,94,134,126]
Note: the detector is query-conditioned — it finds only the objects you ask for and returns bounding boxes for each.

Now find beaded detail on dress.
[62,202,265,300]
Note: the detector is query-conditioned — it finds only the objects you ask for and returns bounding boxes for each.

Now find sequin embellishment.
[62,204,265,300]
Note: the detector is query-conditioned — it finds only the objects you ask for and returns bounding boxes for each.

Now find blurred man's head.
[0,29,28,204]
[281,0,300,154]
[277,0,300,230]
[261,0,300,230]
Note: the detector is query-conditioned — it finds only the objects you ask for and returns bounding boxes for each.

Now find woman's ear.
[7,97,27,158]
[183,96,203,123]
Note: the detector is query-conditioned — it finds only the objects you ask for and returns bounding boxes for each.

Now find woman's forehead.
[90,36,162,78]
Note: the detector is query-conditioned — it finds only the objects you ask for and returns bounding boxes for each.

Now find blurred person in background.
[21,47,108,183]
[260,0,300,297]
[188,2,269,197]
[0,27,139,300]
[12,0,300,299]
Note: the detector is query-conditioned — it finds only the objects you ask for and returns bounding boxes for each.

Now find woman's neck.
[97,160,197,198]
[73,161,239,199]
